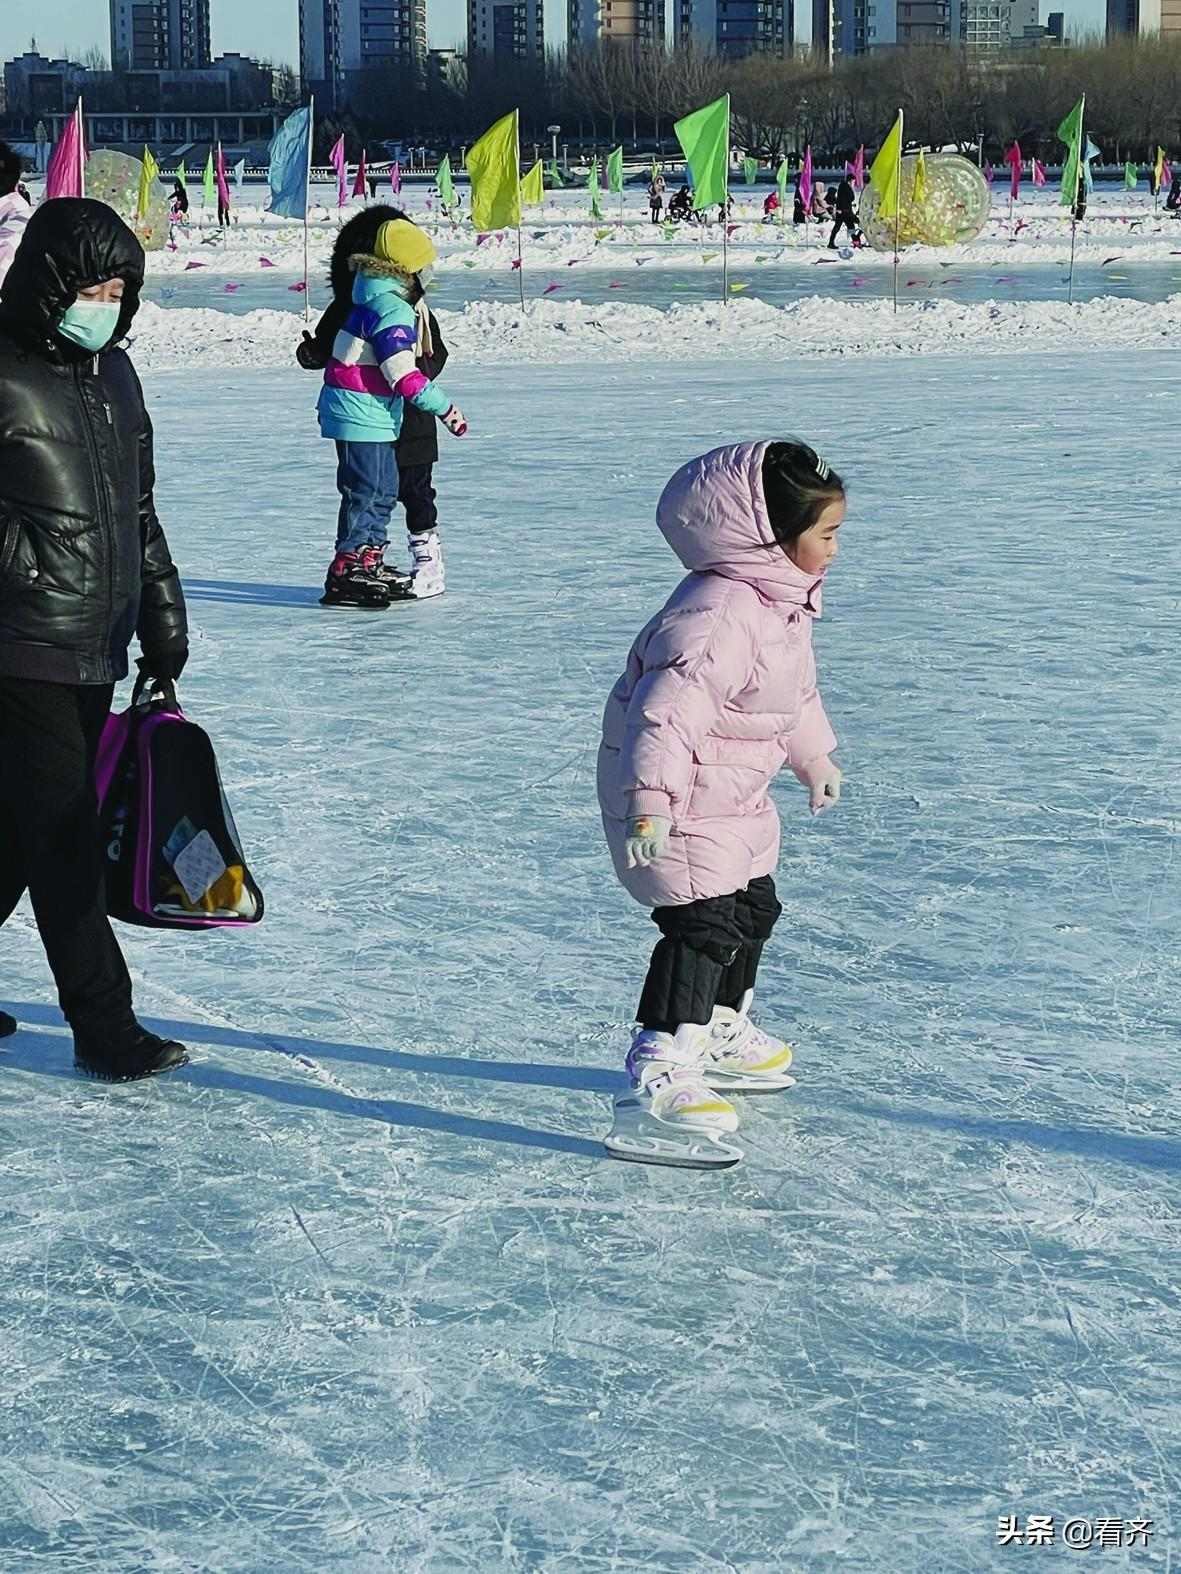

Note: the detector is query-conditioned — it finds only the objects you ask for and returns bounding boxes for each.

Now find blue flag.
[268,107,312,219]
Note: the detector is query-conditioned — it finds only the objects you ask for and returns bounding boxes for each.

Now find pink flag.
[1032,158,1047,187]
[329,135,347,208]
[353,149,368,198]
[1003,142,1022,201]
[852,146,865,191]
[984,162,994,184]
[799,147,814,213]
[390,161,401,195]
[1163,158,1174,188]
[215,143,231,214]
[46,99,86,200]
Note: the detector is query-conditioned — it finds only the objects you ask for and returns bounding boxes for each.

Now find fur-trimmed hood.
[351,252,415,282]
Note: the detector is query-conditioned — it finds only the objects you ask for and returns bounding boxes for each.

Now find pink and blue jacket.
[316,256,450,444]
[597,441,838,908]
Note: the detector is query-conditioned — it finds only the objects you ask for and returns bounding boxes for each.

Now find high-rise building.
[812,0,896,56]
[468,0,545,59]
[300,0,428,108]
[894,0,951,44]
[962,0,1037,48]
[109,0,211,71]
[569,0,666,46]
[1105,0,1173,32]
[679,0,793,56]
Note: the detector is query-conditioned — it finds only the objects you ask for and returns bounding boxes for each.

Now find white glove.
[625,815,672,868]
[809,767,843,816]
[440,403,467,436]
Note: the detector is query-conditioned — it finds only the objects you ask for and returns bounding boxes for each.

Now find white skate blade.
[604,1127,743,1169]
[702,1067,797,1093]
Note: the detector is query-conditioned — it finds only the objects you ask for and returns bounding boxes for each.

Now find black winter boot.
[358,545,413,597]
[320,550,391,609]
[74,1022,189,1082]
[0,1010,15,1039]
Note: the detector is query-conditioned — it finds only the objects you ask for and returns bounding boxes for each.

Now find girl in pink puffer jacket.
[597,440,845,1168]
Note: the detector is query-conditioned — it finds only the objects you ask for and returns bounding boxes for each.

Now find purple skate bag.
[96,673,265,931]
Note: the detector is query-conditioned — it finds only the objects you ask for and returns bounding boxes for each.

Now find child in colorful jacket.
[0,143,30,290]
[596,440,846,1168]
[316,218,466,609]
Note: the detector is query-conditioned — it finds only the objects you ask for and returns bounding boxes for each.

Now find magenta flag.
[390,161,401,195]
[1003,142,1022,201]
[984,161,994,184]
[215,143,231,212]
[1032,158,1047,187]
[46,101,86,200]
[852,145,865,191]
[353,149,368,198]
[329,135,347,208]
[799,147,814,212]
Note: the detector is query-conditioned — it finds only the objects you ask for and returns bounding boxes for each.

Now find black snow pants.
[637,875,782,1032]
[828,213,860,247]
[0,678,134,1034]
[398,463,439,536]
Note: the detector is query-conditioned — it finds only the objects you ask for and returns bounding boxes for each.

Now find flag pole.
[1068,94,1083,306]
[516,224,524,307]
[303,95,314,323]
[77,98,86,198]
[893,109,903,315]
[723,218,729,301]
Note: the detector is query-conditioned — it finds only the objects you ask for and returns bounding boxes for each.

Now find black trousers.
[828,213,860,246]
[637,875,782,1032]
[398,463,438,536]
[0,678,134,1034]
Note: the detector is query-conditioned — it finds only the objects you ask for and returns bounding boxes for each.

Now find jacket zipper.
[76,356,115,642]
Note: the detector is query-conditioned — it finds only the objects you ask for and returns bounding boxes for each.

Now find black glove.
[296,330,328,371]
[138,647,188,682]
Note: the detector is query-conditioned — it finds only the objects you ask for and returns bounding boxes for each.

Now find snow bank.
[128,290,1181,372]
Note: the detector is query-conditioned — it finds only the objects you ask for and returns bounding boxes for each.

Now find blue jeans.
[334,440,400,555]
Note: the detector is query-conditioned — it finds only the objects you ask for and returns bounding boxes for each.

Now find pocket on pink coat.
[686,737,780,819]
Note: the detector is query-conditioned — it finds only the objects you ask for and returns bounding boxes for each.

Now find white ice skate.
[701,991,796,1093]
[604,1026,743,1169]
[408,530,445,599]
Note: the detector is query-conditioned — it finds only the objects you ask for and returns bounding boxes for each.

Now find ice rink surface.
[1,352,1179,1570]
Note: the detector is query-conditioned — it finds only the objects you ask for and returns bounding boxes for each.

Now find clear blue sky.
[0,0,1105,66]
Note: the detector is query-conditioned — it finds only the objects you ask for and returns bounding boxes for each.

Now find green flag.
[437,153,455,206]
[1125,160,1138,190]
[202,150,215,205]
[176,158,188,194]
[674,94,730,211]
[549,159,564,187]
[588,160,603,220]
[468,110,521,231]
[1057,96,1084,208]
[606,146,624,195]
[776,157,788,208]
[743,156,758,186]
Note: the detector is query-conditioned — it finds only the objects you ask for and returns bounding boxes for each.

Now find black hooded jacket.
[0,198,186,683]
[297,204,448,470]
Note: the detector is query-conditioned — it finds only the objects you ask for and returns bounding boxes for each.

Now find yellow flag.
[468,110,521,231]
[869,112,903,220]
[1154,146,1166,189]
[520,159,544,207]
[912,147,928,208]
[138,145,159,219]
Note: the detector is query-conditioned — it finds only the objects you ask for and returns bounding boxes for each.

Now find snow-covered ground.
[1,344,1179,1568]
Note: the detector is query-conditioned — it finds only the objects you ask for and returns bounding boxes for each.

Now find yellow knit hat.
[374,219,437,276]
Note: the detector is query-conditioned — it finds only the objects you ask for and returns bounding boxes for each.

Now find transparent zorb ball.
[860,153,991,251]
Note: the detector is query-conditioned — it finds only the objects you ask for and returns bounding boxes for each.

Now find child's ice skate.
[701,990,796,1092]
[320,549,391,609]
[604,1025,743,1169]
[408,530,445,599]
[359,545,413,597]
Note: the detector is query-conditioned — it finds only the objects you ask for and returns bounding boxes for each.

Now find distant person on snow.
[1167,176,1181,212]
[828,176,862,249]
[763,190,781,220]
[0,199,189,1081]
[298,205,454,602]
[792,182,806,225]
[0,143,31,290]
[171,178,189,218]
[596,441,846,1169]
[810,179,834,219]
[647,173,666,223]
[312,217,467,609]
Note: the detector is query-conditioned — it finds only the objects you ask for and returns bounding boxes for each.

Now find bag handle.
[131,669,181,715]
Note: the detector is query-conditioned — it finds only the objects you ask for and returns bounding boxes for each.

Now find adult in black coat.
[0,197,189,1080]
[297,205,449,550]
[828,176,862,248]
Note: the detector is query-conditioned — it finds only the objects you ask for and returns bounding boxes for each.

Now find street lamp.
[547,124,561,163]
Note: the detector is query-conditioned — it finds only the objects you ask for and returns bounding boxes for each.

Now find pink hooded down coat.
[597,442,838,908]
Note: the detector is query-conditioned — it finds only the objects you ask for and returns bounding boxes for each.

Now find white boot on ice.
[604,1024,742,1169]
[701,990,796,1092]
[408,530,445,599]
